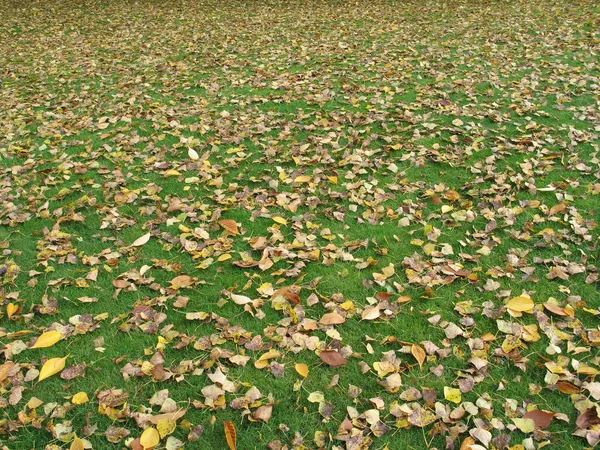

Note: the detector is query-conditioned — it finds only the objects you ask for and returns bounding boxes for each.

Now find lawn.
[0,0,599,449]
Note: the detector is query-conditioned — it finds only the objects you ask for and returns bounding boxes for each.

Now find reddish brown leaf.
[319,350,347,367]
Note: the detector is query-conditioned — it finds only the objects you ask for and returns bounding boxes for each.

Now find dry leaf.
[130,232,151,247]
[411,344,426,369]
[224,421,236,450]
[218,219,239,235]
[319,350,347,367]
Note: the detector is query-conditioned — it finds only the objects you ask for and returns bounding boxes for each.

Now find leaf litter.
[0,0,599,448]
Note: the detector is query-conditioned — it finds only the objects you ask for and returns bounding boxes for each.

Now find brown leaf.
[577,407,600,429]
[548,202,567,216]
[319,350,347,367]
[523,410,555,429]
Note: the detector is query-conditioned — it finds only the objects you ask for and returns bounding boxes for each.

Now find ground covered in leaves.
[1,0,599,449]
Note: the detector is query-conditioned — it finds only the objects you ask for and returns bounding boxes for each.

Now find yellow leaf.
[7,303,18,318]
[164,169,181,177]
[38,356,68,382]
[31,330,62,349]
[512,417,536,433]
[188,148,199,160]
[295,363,309,378]
[70,436,84,450]
[272,216,287,225]
[224,420,237,450]
[156,418,176,438]
[72,391,89,405]
[294,175,312,183]
[506,296,534,312]
[140,427,160,449]
[411,344,426,369]
[444,386,462,404]
[254,350,281,369]
[217,253,232,262]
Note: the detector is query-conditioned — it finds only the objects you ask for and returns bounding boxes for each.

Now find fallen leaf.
[295,363,309,378]
[30,330,62,349]
[38,356,68,382]
[130,232,151,247]
[224,421,236,450]
[319,350,347,367]
[411,344,426,369]
[140,427,160,449]
[218,219,239,235]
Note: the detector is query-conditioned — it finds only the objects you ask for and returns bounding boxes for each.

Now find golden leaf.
[71,391,89,405]
[218,219,239,235]
[70,436,84,450]
[224,420,236,450]
[140,427,160,449]
[6,303,18,318]
[411,344,426,369]
[31,330,62,349]
[156,418,176,438]
[38,356,68,382]
[295,363,309,378]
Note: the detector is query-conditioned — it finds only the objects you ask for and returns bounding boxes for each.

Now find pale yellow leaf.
[506,296,534,312]
[131,232,151,247]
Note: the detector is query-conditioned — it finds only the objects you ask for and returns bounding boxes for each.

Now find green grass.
[1,0,599,449]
